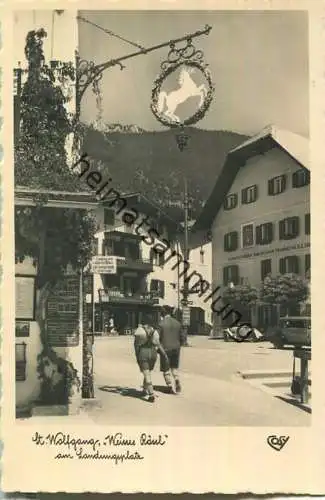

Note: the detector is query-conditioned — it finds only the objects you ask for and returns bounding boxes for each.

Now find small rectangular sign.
[91,256,117,274]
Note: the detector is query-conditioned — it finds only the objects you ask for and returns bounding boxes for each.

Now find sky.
[78,10,309,137]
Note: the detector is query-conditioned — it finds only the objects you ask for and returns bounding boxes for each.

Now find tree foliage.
[222,283,259,308]
[14,29,97,403]
[15,28,96,287]
[15,28,81,191]
[260,273,309,306]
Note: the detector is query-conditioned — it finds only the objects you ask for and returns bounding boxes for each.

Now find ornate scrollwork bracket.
[75,50,125,116]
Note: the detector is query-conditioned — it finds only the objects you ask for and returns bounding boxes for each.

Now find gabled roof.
[192,125,309,233]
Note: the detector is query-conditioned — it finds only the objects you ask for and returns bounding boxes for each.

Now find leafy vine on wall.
[15,28,97,405]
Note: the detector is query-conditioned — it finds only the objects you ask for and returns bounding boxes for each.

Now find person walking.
[159,306,184,394]
[134,314,169,403]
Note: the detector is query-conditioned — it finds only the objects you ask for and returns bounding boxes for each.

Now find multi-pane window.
[241,223,254,248]
[256,223,273,245]
[224,231,238,252]
[104,209,115,226]
[223,265,240,286]
[279,256,299,274]
[261,259,272,281]
[241,185,258,204]
[279,217,300,240]
[292,168,310,188]
[150,279,165,298]
[268,175,287,195]
[223,193,238,211]
[305,254,311,275]
[150,248,164,266]
[305,213,310,235]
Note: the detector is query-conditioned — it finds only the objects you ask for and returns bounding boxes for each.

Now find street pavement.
[81,335,311,426]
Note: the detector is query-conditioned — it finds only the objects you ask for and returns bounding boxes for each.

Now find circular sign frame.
[151,60,215,128]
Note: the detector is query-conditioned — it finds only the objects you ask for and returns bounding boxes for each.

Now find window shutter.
[268,179,274,195]
[292,171,298,188]
[232,231,238,251]
[232,265,239,285]
[224,234,228,251]
[256,225,262,244]
[160,280,165,298]
[279,220,285,239]
[241,189,246,204]
[305,254,311,273]
[293,217,300,237]
[282,175,287,191]
[266,223,273,243]
[291,256,299,274]
[279,258,285,274]
[223,267,229,286]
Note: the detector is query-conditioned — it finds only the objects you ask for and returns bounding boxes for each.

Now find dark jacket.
[159,315,183,350]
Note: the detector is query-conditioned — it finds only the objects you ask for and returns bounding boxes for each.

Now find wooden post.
[300,356,309,404]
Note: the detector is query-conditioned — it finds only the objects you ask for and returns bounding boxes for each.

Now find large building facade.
[193,126,310,334]
[89,194,180,334]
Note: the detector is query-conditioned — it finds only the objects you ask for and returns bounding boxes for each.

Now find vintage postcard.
[1,0,325,494]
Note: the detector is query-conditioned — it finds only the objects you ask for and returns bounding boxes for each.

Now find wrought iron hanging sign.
[151,35,215,128]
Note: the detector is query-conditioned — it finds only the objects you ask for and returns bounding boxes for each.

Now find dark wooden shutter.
[266,223,273,243]
[305,254,311,273]
[223,267,229,286]
[232,232,238,251]
[224,234,229,251]
[282,175,287,192]
[241,189,246,204]
[232,265,239,285]
[256,225,262,244]
[261,259,272,281]
[279,258,286,274]
[292,171,298,188]
[279,220,285,239]
[291,256,299,274]
[292,216,300,237]
[160,280,165,298]
[268,179,274,195]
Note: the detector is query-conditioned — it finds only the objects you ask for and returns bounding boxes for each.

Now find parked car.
[268,316,311,349]
[223,326,264,342]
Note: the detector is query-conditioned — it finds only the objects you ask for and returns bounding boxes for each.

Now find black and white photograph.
[2,2,324,495]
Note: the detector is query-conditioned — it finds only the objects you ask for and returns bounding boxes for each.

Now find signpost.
[90,256,117,274]
[182,306,191,326]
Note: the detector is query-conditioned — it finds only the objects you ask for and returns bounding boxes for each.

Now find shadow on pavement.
[153,384,174,394]
[277,395,312,414]
[98,385,146,401]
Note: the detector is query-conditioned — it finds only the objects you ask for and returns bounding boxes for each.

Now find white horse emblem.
[157,66,207,123]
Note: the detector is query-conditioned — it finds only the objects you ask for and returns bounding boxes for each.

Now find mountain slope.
[82,125,248,222]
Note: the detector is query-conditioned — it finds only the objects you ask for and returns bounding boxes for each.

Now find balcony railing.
[100,254,153,272]
[98,289,159,305]
[116,257,153,272]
